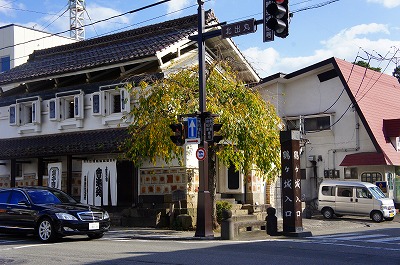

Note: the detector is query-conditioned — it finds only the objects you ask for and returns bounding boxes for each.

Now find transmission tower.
[69,0,85,41]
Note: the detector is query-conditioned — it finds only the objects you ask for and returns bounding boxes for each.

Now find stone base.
[282,231,313,237]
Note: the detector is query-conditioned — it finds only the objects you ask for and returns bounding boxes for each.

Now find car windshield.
[368,186,386,199]
[26,189,77,205]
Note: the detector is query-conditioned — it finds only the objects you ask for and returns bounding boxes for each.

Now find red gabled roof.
[334,58,400,165]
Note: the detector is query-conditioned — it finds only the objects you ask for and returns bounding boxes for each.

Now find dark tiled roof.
[0,128,129,159]
[0,73,164,107]
[0,11,217,85]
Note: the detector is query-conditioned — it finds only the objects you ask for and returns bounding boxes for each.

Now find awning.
[0,128,129,160]
[339,152,388,166]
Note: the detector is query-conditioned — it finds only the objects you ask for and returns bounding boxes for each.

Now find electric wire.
[0,0,173,52]
[41,3,70,31]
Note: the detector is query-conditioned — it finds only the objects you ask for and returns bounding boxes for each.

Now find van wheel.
[371,211,383,222]
[322,208,334,219]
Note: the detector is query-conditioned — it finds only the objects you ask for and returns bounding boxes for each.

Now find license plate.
[89,222,99,230]
[390,213,394,217]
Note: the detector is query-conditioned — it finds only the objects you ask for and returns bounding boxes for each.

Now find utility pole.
[69,0,85,41]
[194,0,213,238]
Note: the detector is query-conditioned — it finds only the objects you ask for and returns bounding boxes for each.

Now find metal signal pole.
[194,0,213,238]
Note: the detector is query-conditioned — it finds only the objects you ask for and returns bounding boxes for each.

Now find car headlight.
[55,213,78,221]
[381,205,389,211]
[104,211,110,220]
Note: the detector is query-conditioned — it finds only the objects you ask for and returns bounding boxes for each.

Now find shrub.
[216,201,232,224]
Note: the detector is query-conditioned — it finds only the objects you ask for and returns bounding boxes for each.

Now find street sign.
[196,148,206,161]
[263,0,275,42]
[187,117,198,139]
[221,19,256,39]
[205,117,214,141]
[185,138,200,145]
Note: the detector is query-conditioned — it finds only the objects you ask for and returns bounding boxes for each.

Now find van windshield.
[368,186,386,199]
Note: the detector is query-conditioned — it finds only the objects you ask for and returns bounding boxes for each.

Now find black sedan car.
[0,186,110,242]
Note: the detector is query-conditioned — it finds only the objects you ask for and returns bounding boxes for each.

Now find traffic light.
[265,0,289,38]
[169,123,185,146]
[211,123,223,143]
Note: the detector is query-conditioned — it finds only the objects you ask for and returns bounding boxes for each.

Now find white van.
[318,180,396,222]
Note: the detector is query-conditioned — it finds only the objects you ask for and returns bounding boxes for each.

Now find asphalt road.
[0,215,399,265]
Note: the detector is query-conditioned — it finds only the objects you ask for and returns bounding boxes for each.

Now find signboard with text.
[280,130,303,233]
[221,19,256,39]
[263,0,274,42]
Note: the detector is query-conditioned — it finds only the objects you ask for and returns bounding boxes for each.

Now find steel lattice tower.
[69,0,85,41]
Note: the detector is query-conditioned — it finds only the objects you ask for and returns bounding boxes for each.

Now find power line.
[0,0,173,52]
[41,3,70,31]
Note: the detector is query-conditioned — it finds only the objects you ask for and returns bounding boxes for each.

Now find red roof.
[334,58,400,165]
[340,152,387,166]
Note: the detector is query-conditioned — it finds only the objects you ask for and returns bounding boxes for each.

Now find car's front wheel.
[37,217,56,243]
[371,211,383,223]
[87,233,104,239]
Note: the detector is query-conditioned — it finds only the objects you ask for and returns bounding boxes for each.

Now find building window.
[95,84,131,124]
[9,98,41,126]
[361,172,382,183]
[286,115,332,132]
[388,173,394,190]
[49,91,84,121]
[0,56,11,72]
[344,168,358,179]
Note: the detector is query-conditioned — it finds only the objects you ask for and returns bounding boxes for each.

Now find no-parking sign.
[196,148,206,161]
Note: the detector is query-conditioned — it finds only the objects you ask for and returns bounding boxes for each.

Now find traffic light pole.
[194,0,213,238]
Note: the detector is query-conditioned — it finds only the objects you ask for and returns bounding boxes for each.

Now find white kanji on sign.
[284,179,292,189]
[295,179,301,189]
[282,150,290,160]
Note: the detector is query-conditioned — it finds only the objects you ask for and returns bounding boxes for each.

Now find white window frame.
[9,97,42,133]
[98,83,131,125]
[285,113,334,133]
[50,90,84,129]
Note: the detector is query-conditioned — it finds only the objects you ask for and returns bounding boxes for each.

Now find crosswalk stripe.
[310,233,360,239]
[366,236,400,243]
[334,234,388,241]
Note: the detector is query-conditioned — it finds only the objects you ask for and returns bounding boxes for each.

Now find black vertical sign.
[263,0,274,42]
[280,130,303,233]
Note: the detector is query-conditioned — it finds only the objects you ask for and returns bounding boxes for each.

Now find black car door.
[0,190,12,228]
[6,191,36,232]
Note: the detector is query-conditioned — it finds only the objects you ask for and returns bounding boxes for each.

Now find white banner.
[81,160,117,206]
[48,163,62,189]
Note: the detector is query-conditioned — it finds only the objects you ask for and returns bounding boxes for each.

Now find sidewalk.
[108,214,400,241]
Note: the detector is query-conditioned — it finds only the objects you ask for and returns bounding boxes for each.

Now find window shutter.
[32,100,41,124]
[74,93,84,119]
[92,92,102,115]
[120,88,130,113]
[104,92,108,115]
[9,104,19,125]
[49,98,59,121]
